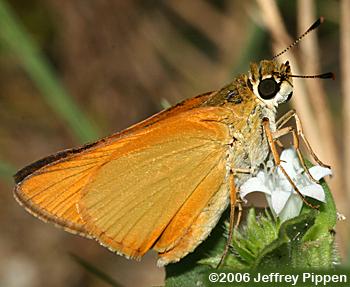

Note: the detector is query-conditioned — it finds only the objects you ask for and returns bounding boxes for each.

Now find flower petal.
[265,194,278,218]
[278,195,304,222]
[240,177,270,200]
[299,184,326,202]
[270,189,292,215]
[239,148,330,221]
[309,166,332,181]
[275,172,293,191]
[279,148,299,178]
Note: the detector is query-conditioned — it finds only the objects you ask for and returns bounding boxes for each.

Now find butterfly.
[13,18,332,267]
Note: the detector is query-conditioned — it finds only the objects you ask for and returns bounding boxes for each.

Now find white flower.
[240,148,332,222]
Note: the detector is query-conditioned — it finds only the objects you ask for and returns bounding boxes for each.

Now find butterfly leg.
[217,169,246,267]
[235,196,243,229]
[217,170,236,267]
[276,109,330,168]
[263,118,319,209]
[272,126,317,183]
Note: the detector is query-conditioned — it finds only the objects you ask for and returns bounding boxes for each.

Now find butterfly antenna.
[290,72,335,80]
[272,17,324,60]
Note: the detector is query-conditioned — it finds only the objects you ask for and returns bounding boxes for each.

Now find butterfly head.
[248,60,293,110]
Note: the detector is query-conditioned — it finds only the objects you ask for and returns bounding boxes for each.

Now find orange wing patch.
[79,107,233,259]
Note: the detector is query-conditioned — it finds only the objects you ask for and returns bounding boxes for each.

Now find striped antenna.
[272,17,324,60]
[290,72,335,80]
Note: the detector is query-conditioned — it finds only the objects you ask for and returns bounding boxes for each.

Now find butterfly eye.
[258,78,279,99]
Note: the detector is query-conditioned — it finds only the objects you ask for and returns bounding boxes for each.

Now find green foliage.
[165,179,338,287]
[229,209,279,268]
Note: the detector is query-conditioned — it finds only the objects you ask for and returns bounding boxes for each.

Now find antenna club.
[308,17,325,32]
[318,72,335,80]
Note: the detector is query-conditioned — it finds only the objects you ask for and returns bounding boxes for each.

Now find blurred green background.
[0,0,348,286]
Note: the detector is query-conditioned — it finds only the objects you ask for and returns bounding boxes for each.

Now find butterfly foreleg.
[276,109,330,168]
[262,118,319,210]
[272,125,317,183]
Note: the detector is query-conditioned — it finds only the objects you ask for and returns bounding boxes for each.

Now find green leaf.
[165,265,210,287]
[301,179,337,241]
[255,211,317,268]
[227,209,279,268]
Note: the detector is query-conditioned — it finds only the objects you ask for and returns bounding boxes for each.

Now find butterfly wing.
[14,92,236,262]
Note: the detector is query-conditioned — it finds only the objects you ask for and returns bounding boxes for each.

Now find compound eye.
[258,78,279,99]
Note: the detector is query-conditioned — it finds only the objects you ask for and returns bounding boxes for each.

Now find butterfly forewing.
[14,102,235,262]
[13,92,214,234]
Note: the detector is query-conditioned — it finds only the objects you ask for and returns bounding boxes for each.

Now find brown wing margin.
[14,142,98,184]
[14,91,215,184]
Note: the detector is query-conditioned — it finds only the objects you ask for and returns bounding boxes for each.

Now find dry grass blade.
[297,0,343,195]
[341,0,350,246]
[297,0,347,256]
